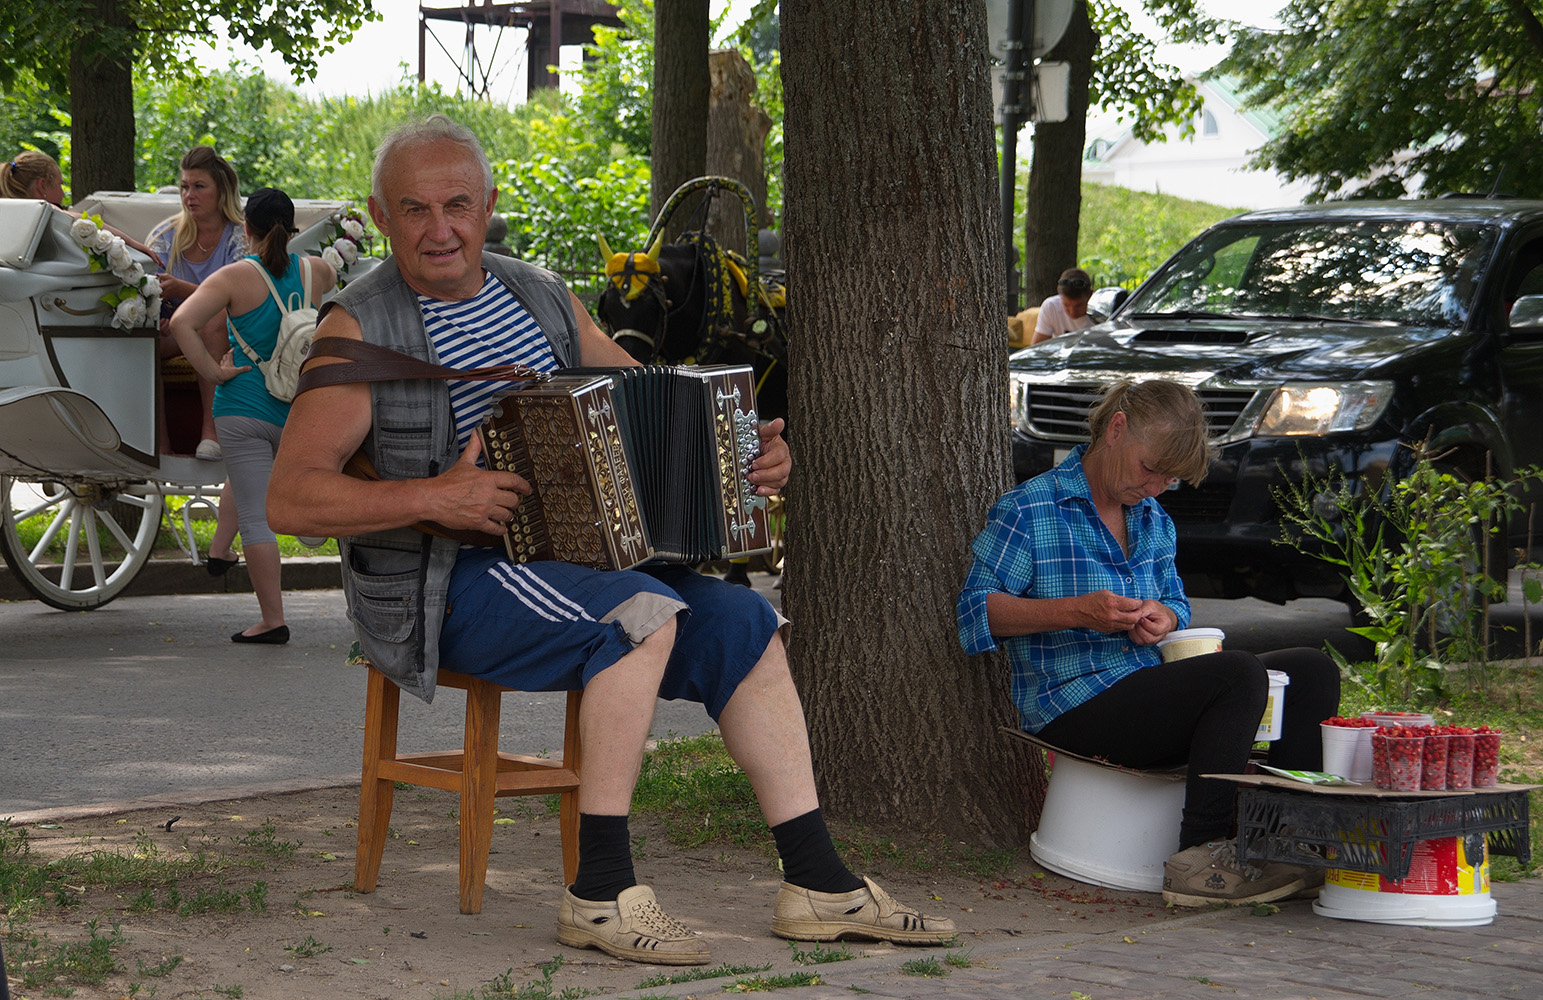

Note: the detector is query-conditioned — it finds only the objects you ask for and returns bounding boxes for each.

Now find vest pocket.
[345,545,422,643]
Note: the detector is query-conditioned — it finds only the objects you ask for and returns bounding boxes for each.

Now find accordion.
[477,364,772,571]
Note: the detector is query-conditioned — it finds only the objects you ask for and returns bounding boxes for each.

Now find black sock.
[771,808,864,894]
[569,813,637,902]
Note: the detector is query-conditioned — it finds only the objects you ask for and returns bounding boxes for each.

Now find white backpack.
[230,256,316,403]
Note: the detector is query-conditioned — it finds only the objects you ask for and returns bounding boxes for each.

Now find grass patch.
[636,962,772,988]
[899,956,946,978]
[632,732,767,851]
[727,971,823,991]
[786,940,855,965]
[443,955,598,999]
[0,818,303,996]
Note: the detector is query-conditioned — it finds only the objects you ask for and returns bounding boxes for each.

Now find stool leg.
[559,689,583,885]
[356,668,398,895]
[460,678,501,914]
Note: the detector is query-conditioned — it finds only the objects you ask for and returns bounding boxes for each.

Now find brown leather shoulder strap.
[295,337,548,396]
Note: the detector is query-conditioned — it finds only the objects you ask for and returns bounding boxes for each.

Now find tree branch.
[1506,0,1543,58]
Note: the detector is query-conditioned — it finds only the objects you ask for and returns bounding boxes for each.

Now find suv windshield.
[1127,219,1499,327]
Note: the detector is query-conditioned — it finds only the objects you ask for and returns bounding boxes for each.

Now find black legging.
[1035,648,1340,849]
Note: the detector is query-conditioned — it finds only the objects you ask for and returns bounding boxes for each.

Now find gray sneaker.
[557,884,710,965]
[1161,841,1308,907]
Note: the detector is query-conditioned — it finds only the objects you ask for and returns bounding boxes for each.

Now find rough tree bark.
[651,0,710,239]
[1022,1,1097,304]
[781,0,1039,846]
[68,0,136,202]
[705,49,771,257]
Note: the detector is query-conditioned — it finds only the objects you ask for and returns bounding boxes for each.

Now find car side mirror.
[1510,294,1543,331]
[1087,286,1128,323]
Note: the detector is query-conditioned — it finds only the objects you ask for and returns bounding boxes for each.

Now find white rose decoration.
[321,245,345,270]
[336,238,359,264]
[106,242,135,272]
[71,217,98,244]
[342,218,366,241]
[141,274,162,297]
[90,228,116,253]
[114,295,148,330]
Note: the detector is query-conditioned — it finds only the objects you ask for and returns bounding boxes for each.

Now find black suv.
[1008,198,1543,606]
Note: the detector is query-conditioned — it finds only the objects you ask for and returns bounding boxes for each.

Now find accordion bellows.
[478,365,772,571]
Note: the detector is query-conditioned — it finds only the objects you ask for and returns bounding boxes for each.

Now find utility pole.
[998,0,1034,313]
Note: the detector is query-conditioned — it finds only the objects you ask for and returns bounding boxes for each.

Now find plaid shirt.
[956,445,1190,732]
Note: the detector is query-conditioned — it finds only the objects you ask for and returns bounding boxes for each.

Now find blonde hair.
[1087,380,1213,486]
[165,146,244,270]
[1,151,61,201]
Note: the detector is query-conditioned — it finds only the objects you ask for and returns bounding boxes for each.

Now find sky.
[189,1,1283,106]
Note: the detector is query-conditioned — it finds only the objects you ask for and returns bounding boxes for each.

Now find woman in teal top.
[169,188,337,643]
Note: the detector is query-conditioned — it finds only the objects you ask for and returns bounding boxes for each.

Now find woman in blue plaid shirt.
[958,380,1339,908]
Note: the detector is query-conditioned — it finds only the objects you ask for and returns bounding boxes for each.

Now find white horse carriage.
[0,192,377,610]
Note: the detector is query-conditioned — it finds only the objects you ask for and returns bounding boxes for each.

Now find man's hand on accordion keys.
[748,417,790,496]
[442,434,532,532]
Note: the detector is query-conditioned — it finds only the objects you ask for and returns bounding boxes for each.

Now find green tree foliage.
[1088,1,1221,141]
[573,0,655,158]
[0,1,376,91]
[1076,182,1242,288]
[1219,0,1543,200]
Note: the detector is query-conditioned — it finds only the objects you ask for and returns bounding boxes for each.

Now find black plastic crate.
[1235,786,1531,881]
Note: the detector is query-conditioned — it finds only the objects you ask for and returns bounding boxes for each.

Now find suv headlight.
[1009,372,1032,433]
[1255,381,1393,436]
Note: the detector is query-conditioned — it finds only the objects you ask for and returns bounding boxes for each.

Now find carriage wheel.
[0,475,164,611]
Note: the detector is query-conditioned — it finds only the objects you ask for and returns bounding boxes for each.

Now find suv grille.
[1022,385,1259,442]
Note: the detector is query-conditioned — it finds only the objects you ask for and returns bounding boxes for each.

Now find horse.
[594,228,788,427]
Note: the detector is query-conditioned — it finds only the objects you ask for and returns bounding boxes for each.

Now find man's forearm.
[267,468,436,539]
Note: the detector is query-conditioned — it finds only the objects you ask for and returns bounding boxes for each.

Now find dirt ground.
[7,785,1205,1000]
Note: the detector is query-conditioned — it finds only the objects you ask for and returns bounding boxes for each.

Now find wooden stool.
[355,663,583,914]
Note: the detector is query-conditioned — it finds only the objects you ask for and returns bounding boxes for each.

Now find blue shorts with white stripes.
[439,549,782,721]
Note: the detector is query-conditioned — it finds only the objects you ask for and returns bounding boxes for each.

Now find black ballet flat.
[231,625,289,644]
[206,555,239,577]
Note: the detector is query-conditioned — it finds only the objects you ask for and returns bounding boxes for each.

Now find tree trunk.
[68,0,136,202]
[651,0,710,239]
[781,0,1038,847]
[1022,1,1097,304]
[705,49,771,258]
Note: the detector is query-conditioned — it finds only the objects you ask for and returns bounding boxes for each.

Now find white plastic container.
[1320,722,1375,781]
[1156,627,1225,661]
[1029,754,1185,893]
[1256,670,1290,741]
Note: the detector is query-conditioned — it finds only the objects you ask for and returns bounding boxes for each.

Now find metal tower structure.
[418,1,624,100]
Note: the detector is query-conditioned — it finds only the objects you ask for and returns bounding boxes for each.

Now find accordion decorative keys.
[477,364,772,570]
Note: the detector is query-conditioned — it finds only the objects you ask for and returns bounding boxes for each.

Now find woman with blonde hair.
[148,146,248,459]
[169,187,336,642]
[1,150,161,263]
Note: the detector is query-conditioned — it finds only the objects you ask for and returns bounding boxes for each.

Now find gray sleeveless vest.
[325,253,580,701]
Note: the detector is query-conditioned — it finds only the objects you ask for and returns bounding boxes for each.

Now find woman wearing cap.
[1030,267,1095,345]
[169,187,337,643]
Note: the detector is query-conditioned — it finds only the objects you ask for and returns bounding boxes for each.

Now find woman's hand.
[212,349,252,384]
[158,273,195,301]
[1127,600,1178,646]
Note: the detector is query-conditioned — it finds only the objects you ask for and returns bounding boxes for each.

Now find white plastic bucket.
[1256,670,1290,741]
[1321,723,1375,782]
[1157,627,1225,662]
[1313,834,1495,927]
[1029,755,1185,893]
